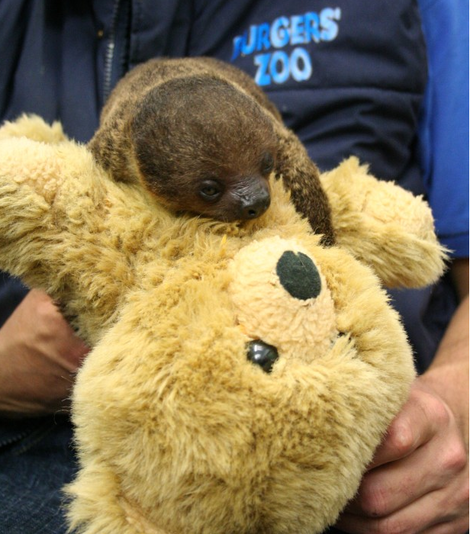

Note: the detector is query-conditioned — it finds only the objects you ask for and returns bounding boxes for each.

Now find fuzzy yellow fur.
[321,158,447,288]
[0,116,447,534]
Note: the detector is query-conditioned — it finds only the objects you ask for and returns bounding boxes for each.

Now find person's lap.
[0,415,76,534]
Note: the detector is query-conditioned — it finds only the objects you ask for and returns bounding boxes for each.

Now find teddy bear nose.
[247,340,279,373]
[276,251,321,300]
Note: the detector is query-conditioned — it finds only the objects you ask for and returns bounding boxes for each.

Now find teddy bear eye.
[246,340,279,373]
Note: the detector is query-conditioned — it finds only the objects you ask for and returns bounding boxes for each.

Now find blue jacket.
[0,0,468,370]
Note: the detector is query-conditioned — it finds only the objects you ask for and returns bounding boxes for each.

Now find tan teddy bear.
[0,115,445,534]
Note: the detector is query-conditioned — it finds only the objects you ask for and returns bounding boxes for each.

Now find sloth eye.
[260,152,274,176]
[199,179,223,201]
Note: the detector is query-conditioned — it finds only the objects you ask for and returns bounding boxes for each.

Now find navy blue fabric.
[0,274,28,328]
[1,0,101,142]
[0,416,76,534]
[388,272,459,374]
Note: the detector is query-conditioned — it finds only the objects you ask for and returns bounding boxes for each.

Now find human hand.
[335,377,469,534]
[0,289,89,416]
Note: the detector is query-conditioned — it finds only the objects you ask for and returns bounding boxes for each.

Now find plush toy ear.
[320,157,448,288]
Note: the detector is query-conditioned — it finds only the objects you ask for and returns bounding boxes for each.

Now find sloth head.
[128,76,277,221]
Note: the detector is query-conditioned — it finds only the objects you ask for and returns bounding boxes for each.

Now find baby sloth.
[89,57,334,243]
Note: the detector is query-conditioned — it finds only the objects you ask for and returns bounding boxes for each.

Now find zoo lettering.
[231,8,342,87]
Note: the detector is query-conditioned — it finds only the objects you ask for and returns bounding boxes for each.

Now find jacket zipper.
[0,429,31,450]
[103,0,122,102]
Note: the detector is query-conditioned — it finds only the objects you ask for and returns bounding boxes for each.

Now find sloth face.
[137,146,275,222]
[130,76,279,221]
[189,150,274,221]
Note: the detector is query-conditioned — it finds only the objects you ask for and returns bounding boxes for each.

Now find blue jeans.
[0,415,77,534]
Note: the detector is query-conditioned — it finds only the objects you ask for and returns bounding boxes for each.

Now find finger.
[35,294,90,370]
[345,422,466,518]
[424,519,470,534]
[337,482,468,534]
[63,336,90,369]
[369,384,446,469]
[347,442,430,516]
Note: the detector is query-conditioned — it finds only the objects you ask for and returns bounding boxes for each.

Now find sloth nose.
[240,189,271,219]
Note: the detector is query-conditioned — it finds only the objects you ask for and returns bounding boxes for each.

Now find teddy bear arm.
[0,186,52,288]
[0,135,74,204]
[0,137,60,278]
[0,114,67,143]
[320,157,447,288]
[0,136,138,343]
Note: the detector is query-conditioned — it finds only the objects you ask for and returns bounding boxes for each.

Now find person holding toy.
[0,1,467,534]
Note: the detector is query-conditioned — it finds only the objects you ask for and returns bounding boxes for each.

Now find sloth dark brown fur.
[89,57,334,243]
